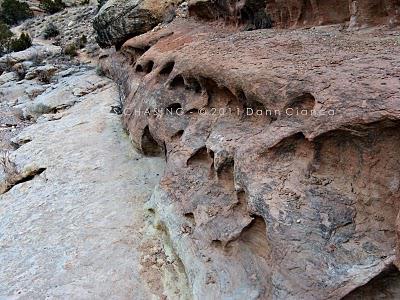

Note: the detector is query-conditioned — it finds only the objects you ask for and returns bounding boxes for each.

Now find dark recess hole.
[170,74,185,89]
[141,126,163,156]
[237,90,247,103]
[184,212,194,219]
[209,149,214,159]
[14,168,46,185]
[272,132,306,157]
[159,61,175,76]
[217,160,234,182]
[187,146,213,167]
[144,60,154,73]
[3,168,46,194]
[211,240,223,248]
[343,264,400,299]
[186,78,202,93]
[184,212,196,225]
[234,191,247,210]
[166,103,182,114]
[135,64,144,72]
[287,92,316,111]
[115,40,124,51]
[171,130,184,140]
[239,215,270,260]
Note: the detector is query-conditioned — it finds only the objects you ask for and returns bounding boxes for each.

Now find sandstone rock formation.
[94,0,400,50]
[188,0,400,29]
[101,16,400,298]
[2,0,400,298]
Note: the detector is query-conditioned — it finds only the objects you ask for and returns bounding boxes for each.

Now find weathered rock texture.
[95,0,400,49]
[103,17,400,299]
[93,0,183,48]
[18,5,100,57]
[189,0,400,28]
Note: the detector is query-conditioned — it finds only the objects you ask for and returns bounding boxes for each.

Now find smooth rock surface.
[0,70,165,299]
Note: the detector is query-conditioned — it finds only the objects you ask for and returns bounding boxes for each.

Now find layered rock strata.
[94,0,400,48]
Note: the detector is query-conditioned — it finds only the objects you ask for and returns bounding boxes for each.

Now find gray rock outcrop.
[0,64,167,300]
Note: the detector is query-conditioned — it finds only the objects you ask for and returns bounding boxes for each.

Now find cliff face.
[94,0,400,47]
[97,0,400,298]
[283,0,399,28]
[93,0,183,48]
[188,0,400,28]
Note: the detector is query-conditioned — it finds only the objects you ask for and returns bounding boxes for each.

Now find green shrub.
[9,32,32,52]
[0,21,13,55]
[0,0,34,25]
[96,65,106,77]
[63,43,78,57]
[43,22,59,39]
[0,22,13,42]
[39,0,66,14]
[78,34,87,48]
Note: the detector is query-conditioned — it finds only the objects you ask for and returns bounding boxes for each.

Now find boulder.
[93,0,183,48]
[0,45,61,73]
[0,72,18,85]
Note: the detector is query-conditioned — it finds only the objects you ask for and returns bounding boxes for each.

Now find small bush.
[96,65,106,77]
[43,22,59,39]
[0,0,33,25]
[0,21,13,55]
[63,43,78,57]
[9,32,32,52]
[0,22,13,42]
[78,34,87,49]
[39,0,66,14]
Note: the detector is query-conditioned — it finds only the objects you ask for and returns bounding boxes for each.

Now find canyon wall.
[96,0,400,298]
[94,0,400,47]
[188,0,400,28]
